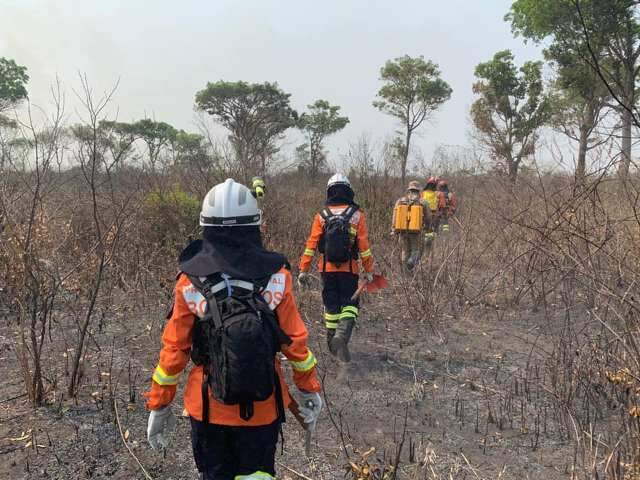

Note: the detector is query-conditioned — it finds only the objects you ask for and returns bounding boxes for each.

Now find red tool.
[351,274,389,301]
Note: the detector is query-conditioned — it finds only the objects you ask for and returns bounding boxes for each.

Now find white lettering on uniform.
[181,272,287,317]
[262,272,286,310]
[182,285,207,318]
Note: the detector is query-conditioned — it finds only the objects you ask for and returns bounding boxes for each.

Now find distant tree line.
[2,0,640,184]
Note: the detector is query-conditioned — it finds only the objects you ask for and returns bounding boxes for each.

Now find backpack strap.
[319,208,333,222]
[187,275,220,424]
[189,275,224,329]
[345,206,359,274]
[342,205,358,222]
[189,274,255,300]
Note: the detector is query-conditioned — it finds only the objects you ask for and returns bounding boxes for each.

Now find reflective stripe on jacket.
[299,204,374,274]
[145,267,320,426]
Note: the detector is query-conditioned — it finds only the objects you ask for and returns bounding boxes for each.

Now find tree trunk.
[310,138,319,179]
[619,37,636,179]
[260,156,266,177]
[576,124,589,184]
[619,106,632,178]
[402,128,411,187]
[508,155,519,183]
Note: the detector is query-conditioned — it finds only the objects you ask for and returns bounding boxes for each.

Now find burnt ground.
[0,243,589,479]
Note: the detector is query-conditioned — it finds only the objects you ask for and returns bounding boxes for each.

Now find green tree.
[471,50,549,182]
[373,55,452,186]
[130,119,178,169]
[508,0,640,178]
[98,120,138,166]
[547,46,612,182]
[0,57,29,112]
[173,131,208,167]
[195,81,297,179]
[297,99,349,179]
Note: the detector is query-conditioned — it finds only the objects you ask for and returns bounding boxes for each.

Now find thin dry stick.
[460,453,481,480]
[276,461,315,480]
[113,395,154,480]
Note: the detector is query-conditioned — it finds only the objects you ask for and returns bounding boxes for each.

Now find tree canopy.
[373,55,452,185]
[195,81,297,179]
[0,57,29,113]
[471,50,549,181]
[508,0,640,178]
[297,99,349,179]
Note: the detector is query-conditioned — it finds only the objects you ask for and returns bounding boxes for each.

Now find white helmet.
[327,173,350,189]
[200,178,262,227]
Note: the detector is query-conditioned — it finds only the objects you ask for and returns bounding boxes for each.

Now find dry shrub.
[2,99,640,476]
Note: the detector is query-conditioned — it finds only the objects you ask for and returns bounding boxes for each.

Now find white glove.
[298,391,322,425]
[364,272,374,283]
[147,405,176,450]
[298,272,311,287]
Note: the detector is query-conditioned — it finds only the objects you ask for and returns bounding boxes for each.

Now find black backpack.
[187,274,291,422]
[318,206,358,265]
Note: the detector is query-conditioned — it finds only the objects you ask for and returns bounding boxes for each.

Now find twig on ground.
[460,452,481,479]
[276,461,315,480]
[113,393,154,480]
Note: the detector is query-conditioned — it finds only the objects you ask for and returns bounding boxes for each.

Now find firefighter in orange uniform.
[437,179,457,233]
[145,179,321,480]
[298,173,374,363]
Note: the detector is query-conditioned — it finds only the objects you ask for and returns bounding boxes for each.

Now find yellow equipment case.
[394,202,423,232]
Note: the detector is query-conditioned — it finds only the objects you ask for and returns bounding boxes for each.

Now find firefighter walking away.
[392,180,431,272]
[437,179,457,233]
[145,179,322,480]
[298,173,375,363]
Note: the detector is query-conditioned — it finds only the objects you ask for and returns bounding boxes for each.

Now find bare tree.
[67,76,136,396]
[0,82,66,405]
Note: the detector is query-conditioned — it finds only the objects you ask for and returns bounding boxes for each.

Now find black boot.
[327,328,337,355]
[330,318,355,363]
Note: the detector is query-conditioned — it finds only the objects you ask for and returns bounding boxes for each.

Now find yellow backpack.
[394,200,423,232]
[422,190,437,212]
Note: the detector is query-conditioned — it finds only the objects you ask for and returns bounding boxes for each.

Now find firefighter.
[391,181,431,271]
[422,177,440,245]
[250,176,267,233]
[437,179,457,233]
[250,176,266,205]
[145,179,322,480]
[298,173,375,363]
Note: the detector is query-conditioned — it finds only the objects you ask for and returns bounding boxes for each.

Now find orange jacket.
[436,191,447,211]
[299,205,374,274]
[145,268,320,426]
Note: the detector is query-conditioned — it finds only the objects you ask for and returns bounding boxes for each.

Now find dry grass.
[2,111,640,477]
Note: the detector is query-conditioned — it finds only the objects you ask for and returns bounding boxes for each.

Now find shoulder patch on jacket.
[182,283,207,318]
[262,272,286,311]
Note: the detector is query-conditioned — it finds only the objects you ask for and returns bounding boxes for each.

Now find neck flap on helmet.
[179,226,287,285]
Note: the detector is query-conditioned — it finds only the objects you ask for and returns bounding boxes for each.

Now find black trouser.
[321,272,359,332]
[190,417,280,480]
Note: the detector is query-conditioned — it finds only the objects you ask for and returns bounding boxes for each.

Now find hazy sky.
[1,0,542,168]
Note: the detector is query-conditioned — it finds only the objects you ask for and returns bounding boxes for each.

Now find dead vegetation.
[1,86,640,479]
